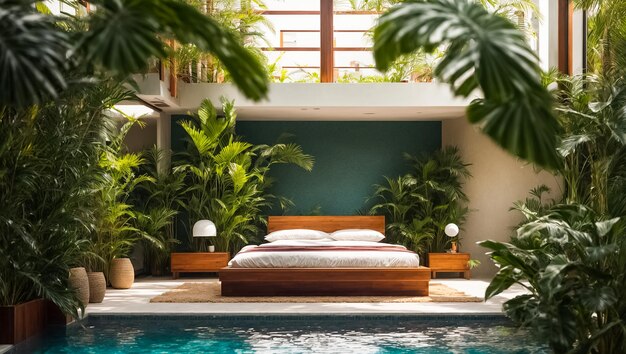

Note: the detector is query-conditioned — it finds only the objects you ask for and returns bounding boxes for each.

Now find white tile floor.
[84,275,528,316]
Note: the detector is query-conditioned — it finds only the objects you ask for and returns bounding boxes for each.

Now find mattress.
[228,240,420,268]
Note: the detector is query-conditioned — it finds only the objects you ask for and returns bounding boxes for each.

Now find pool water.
[11,316,548,353]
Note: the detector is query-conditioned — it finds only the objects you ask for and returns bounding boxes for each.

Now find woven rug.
[150,282,483,303]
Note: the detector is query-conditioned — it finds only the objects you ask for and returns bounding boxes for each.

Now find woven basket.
[68,267,90,306]
[109,258,134,289]
[87,272,106,303]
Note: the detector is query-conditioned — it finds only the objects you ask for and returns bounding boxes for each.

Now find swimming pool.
[10,315,548,353]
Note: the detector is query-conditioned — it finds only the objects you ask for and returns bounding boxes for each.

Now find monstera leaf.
[0,1,69,107]
[0,0,268,108]
[83,0,268,101]
[374,0,561,169]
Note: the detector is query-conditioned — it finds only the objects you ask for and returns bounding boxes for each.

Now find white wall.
[572,9,585,75]
[442,117,562,278]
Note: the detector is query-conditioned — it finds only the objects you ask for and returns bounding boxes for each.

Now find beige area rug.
[150,282,483,303]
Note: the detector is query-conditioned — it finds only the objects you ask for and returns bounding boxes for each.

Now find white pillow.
[330,229,385,242]
[265,229,330,242]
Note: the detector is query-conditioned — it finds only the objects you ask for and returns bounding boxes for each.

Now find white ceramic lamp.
[444,223,459,237]
[193,220,217,252]
[444,223,459,253]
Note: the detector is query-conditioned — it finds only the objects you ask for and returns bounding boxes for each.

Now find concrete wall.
[123,119,158,153]
[442,117,561,278]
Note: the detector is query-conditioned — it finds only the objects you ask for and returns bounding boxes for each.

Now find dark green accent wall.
[235,121,441,215]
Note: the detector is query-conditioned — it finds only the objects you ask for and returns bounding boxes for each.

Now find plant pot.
[87,272,106,303]
[109,258,134,289]
[0,299,47,344]
[208,245,215,253]
[68,267,90,307]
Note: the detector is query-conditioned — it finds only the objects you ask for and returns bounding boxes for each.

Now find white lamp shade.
[193,220,217,237]
[444,223,459,237]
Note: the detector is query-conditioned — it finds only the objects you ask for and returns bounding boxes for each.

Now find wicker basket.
[109,258,134,289]
[68,267,90,306]
[87,272,106,303]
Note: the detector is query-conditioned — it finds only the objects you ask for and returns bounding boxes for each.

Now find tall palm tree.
[373,0,561,169]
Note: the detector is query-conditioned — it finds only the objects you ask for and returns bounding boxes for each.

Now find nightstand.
[428,252,471,279]
[170,252,230,279]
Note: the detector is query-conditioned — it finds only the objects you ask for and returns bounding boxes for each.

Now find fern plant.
[176,98,314,253]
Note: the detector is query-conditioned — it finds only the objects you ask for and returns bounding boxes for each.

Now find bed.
[219,216,430,296]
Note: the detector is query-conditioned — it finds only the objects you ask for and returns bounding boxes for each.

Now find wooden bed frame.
[219,216,430,296]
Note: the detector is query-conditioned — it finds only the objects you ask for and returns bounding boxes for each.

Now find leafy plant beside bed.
[86,116,159,280]
[176,98,314,254]
[369,146,471,255]
[131,147,185,275]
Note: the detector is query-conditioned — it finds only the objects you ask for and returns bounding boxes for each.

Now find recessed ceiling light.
[363,112,375,115]
[312,108,320,110]
[112,104,156,117]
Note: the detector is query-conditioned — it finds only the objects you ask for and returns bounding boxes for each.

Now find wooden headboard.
[267,216,386,234]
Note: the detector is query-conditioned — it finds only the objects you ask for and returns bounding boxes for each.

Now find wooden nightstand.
[428,252,471,279]
[171,252,230,279]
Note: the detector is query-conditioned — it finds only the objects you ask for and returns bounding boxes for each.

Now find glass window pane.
[259,0,320,11]
[261,15,320,48]
[334,31,372,48]
[265,51,321,82]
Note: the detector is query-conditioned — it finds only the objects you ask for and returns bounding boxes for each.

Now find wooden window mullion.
[320,0,334,83]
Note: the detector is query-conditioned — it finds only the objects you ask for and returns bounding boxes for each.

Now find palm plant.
[87,117,153,276]
[370,146,471,255]
[1,0,270,317]
[0,82,130,318]
[132,147,185,275]
[553,74,626,216]
[174,0,274,83]
[176,98,314,253]
[481,204,626,354]
[574,0,626,76]
[373,0,561,169]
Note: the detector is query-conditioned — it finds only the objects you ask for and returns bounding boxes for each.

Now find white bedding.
[228,240,420,268]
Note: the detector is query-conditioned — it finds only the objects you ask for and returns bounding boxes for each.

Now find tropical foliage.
[552,74,626,217]
[0,0,268,317]
[373,0,561,169]
[132,147,185,275]
[574,0,626,76]
[86,116,166,280]
[173,0,273,84]
[176,98,314,253]
[0,0,268,108]
[370,146,471,255]
[0,83,128,318]
[481,204,626,354]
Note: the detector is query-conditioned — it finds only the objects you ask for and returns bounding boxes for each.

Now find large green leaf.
[373,0,561,169]
[0,1,69,107]
[84,0,268,100]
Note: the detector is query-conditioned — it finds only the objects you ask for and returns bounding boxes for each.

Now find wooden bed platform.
[219,216,430,296]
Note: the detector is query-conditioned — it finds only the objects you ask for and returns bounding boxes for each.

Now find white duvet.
[228,240,420,268]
